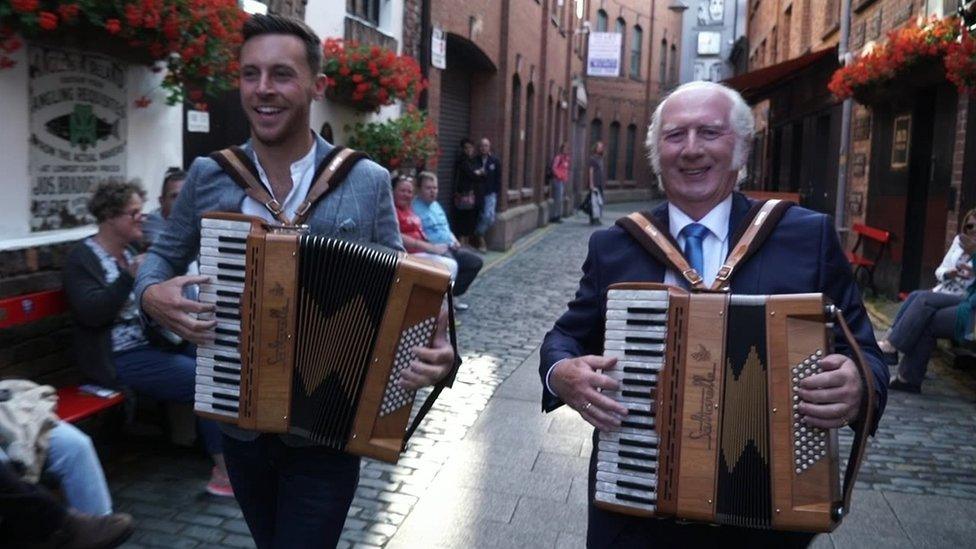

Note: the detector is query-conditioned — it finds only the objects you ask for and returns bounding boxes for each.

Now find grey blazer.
[135,134,404,305]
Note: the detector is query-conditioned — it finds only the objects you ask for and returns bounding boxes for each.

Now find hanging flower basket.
[829,15,976,103]
[345,106,438,171]
[323,38,425,112]
[0,0,248,107]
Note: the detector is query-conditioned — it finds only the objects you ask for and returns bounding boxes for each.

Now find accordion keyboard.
[194,217,251,420]
[596,288,668,512]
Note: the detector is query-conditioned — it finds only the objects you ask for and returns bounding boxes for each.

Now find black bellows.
[289,235,399,448]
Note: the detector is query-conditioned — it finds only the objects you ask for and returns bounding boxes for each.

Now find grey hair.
[645,81,754,183]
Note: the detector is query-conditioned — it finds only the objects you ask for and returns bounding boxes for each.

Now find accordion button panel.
[595,288,670,513]
[194,217,251,420]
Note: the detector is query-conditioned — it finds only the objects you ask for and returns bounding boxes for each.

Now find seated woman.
[62,181,231,496]
[879,208,976,393]
[392,174,459,279]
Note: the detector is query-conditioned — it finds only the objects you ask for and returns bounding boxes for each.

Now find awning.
[723,46,838,100]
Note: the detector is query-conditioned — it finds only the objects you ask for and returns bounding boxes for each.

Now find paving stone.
[220,534,258,548]
[220,519,252,535]
[181,524,226,544]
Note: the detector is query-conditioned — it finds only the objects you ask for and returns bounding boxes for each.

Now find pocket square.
[338,218,357,232]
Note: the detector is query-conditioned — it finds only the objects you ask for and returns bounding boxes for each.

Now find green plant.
[346,106,439,171]
[323,37,425,112]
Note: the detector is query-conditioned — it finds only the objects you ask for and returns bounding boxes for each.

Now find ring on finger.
[583,402,592,411]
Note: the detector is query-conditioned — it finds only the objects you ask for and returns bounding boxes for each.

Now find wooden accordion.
[193,212,451,463]
[597,282,859,532]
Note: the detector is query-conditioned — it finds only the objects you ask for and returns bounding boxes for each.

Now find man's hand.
[142,275,216,346]
[126,253,147,278]
[796,354,863,429]
[428,243,450,255]
[399,305,455,390]
[550,356,628,431]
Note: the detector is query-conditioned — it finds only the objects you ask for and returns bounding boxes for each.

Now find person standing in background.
[453,138,484,248]
[474,137,501,252]
[549,142,571,223]
[587,141,606,226]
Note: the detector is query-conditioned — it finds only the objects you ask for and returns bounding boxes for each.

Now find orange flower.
[10,0,39,13]
[105,19,122,35]
[38,12,58,31]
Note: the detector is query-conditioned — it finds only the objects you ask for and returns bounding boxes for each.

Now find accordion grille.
[290,235,398,448]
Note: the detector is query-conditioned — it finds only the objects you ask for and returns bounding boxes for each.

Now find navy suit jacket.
[539,192,888,433]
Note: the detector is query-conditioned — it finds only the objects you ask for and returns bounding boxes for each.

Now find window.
[596,9,608,32]
[616,18,626,77]
[824,0,840,32]
[659,39,667,92]
[800,0,812,53]
[783,7,792,63]
[347,0,379,26]
[607,122,620,180]
[669,45,678,88]
[509,75,521,193]
[590,118,603,150]
[630,25,643,78]
[625,124,637,180]
[524,83,535,189]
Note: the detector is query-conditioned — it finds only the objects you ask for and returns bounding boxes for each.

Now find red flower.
[10,0,39,13]
[57,4,80,22]
[37,12,58,31]
[105,19,122,35]
[351,73,363,83]
[0,56,15,69]
[134,96,152,108]
[189,89,204,101]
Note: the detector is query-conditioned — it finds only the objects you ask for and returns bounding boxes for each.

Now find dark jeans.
[887,290,964,386]
[0,460,67,543]
[114,344,223,455]
[222,434,360,549]
[450,247,483,296]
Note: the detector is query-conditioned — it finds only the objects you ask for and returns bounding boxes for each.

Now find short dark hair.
[162,169,186,194]
[89,181,146,223]
[242,14,322,73]
[460,138,474,148]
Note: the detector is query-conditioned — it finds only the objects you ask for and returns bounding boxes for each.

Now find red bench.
[1,289,124,423]
[845,223,892,295]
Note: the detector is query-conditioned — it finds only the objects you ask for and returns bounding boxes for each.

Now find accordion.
[193,212,452,463]
[596,282,872,532]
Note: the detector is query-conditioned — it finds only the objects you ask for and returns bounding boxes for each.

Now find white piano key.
[200,254,247,268]
[594,491,657,512]
[595,458,658,478]
[606,300,669,312]
[598,450,657,468]
[604,329,666,342]
[196,363,241,377]
[195,391,240,407]
[197,346,240,361]
[196,381,240,396]
[604,340,666,353]
[606,289,670,301]
[598,441,659,458]
[596,470,657,488]
[201,218,255,231]
[201,237,247,251]
[604,349,662,364]
[598,430,659,445]
[194,402,239,418]
[595,481,657,502]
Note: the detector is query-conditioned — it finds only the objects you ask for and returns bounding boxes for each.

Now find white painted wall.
[0,40,182,250]
[305,0,403,146]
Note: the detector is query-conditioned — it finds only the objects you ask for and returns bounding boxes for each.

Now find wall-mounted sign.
[29,45,127,232]
[697,31,722,55]
[891,114,911,169]
[187,110,210,133]
[587,32,622,77]
[431,27,446,70]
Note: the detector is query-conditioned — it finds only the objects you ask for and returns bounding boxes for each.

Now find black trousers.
[0,461,67,543]
[450,248,483,297]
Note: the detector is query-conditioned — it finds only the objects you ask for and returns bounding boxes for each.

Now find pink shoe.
[206,466,234,497]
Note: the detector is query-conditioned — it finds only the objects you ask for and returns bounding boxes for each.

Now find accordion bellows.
[597,283,843,532]
[194,213,451,463]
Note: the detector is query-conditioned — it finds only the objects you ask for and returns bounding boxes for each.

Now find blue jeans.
[113,345,222,455]
[887,290,964,385]
[222,434,360,548]
[550,179,565,220]
[0,422,112,516]
[476,192,497,236]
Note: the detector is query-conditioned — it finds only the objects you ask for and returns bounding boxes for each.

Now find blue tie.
[681,223,710,277]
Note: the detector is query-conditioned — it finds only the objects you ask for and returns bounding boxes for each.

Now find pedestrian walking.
[475,137,501,251]
[549,142,571,223]
[586,141,606,225]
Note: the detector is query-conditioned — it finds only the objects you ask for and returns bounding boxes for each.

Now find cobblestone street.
[106,202,976,548]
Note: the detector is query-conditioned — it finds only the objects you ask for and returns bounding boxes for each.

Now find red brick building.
[728,0,972,295]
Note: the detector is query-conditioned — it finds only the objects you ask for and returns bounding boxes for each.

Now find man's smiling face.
[657,87,739,219]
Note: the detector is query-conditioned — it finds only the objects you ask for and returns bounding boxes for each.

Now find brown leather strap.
[619,212,707,289]
[292,147,366,226]
[833,307,876,519]
[210,147,290,225]
[712,199,792,290]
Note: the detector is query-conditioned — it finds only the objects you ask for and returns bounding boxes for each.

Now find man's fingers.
[798,369,847,390]
[398,361,447,390]
[413,344,453,366]
[583,388,629,417]
[798,401,847,421]
[588,373,621,394]
[180,298,216,315]
[796,387,847,405]
[580,355,618,371]
[175,274,212,287]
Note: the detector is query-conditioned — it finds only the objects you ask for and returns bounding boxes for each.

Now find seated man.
[392,174,459,279]
[413,172,483,310]
[141,168,186,246]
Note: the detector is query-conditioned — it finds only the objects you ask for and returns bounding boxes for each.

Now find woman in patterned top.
[879,208,976,393]
[62,181,231,497]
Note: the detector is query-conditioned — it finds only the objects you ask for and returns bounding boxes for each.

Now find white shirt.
[240,142,318,223]
[663,194,732,288]
[545,195,733,397]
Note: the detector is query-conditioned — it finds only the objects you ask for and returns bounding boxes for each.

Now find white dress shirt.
[545,195,734,397]
[241,142,318,223]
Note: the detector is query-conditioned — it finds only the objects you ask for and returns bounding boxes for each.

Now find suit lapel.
[728,191,758,293]
[648,202,669,283]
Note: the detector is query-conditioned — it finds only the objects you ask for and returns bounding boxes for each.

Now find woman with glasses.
[62,181,231,497]
[879,208,976,393]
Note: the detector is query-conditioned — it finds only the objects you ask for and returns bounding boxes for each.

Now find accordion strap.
[834,307,877,520]
[403,290,463,446]
[210,145,367,226]
[616,199,793,291]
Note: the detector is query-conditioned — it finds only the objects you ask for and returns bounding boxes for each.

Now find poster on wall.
[28,45,127,232]
[587,32,622,77]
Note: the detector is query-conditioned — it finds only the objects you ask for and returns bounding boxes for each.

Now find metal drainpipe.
[834,0,853,230]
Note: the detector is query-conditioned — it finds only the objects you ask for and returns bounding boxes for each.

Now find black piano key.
[216,300,239,308]
[617,492,657,505]
[625,349,664,357]
[217,246,246,254]
[626,307,666,314]
[616,479,656,492]
[211,390,238,402]
[216,290,241,298]
[619,462,656,474]
[213,402,239,413]
[624,378,655,387]
[217,262,245,271]
[625,336,665,344]
[213,365,240,375]
[622,366,658,375]
[215,327,239,337]
[211,375,240,386]
[620,437,657,449]
[213,354,240,365]
[218,236,247,244]
[215,338,238,349]
[216,311,242,321]
[627,319,666,326]
[217,274,245,283]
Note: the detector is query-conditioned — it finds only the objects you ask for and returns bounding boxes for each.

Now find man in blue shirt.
[414,172,484,309]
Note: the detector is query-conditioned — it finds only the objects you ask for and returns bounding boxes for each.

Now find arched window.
[524,83,535,189]
[607,121,620,180]
[590,118,603,151]
[509,75,521,193]
[659,39,668,92]
[630,25,643,78]
[596,9,608,32]
[669,44,678,87]
[625,124,637,180]
[616,18,626,77]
